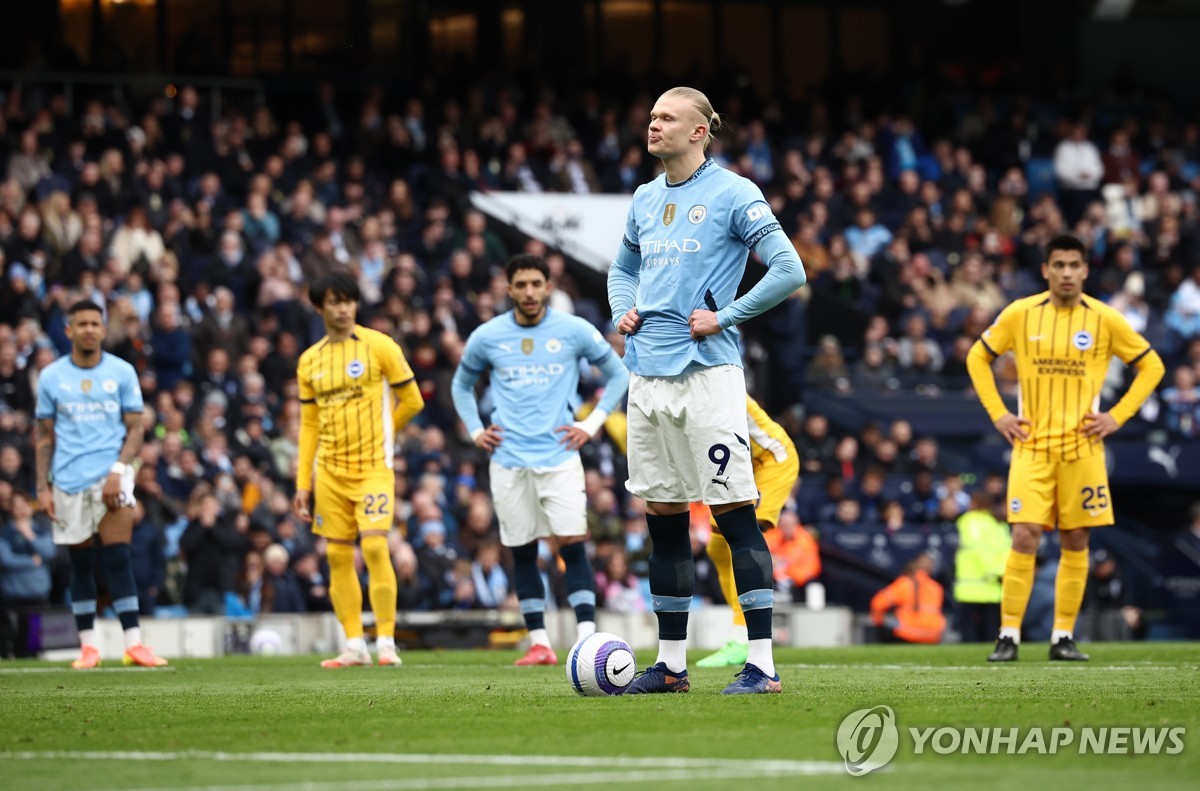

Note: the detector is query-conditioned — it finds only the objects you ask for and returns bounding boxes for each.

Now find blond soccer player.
[293,271,424,668]
[966,233,1163,662]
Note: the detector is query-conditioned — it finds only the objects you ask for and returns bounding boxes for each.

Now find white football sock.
[346,637,367,653]
[999,627,1021,644]
[656,639,687,673]
[376,636,396,651]
[1051,629,1073,644]
[78,629,96,648]
[747,638,775,677]
[576,620,596,640]
[528,628,551,648]
[123,627,141,650]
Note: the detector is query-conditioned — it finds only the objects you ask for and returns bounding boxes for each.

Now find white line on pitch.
[2,751,840,774]
[96,764,844,791]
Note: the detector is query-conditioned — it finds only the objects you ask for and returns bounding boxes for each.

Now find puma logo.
[711,477,730,489]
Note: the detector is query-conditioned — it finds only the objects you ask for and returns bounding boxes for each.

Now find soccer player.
[608,86,807,694]
[697,396,799,668]
[452,254,630,666]
[293,271,425,668]
[35,300,167,668]
[966,233,1164,662]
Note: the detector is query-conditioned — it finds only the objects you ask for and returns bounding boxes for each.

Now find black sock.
[69,545,97,634]
[646,511,694,641]
[558,542,596,625]
[101,542,140,632]
[511,542,546,631]
[715,505,775,641]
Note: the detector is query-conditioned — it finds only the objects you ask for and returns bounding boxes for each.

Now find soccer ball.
[249,628,283,656]
[566,632,636,696]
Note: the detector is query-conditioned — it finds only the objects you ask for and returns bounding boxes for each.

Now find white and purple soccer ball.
[566,632,636,696]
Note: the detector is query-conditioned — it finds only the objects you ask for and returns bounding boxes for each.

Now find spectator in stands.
[1053,122,1104,225]
[1161,366,1200,437]
[870,552,946,644]
[596,548,645,613]
[1083,549,1144,641]
[0,492,55,658]
[764,511,821,602]
[806,335,851,393]
[180,491,248,614]
[262,543,306,614]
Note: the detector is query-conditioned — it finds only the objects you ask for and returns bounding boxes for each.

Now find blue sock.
[101,543,140,632]
[715,505,774,641]
[511,542,545,632]
[559,542,596,626]
[69,545,97,634]
[646,512,693,641]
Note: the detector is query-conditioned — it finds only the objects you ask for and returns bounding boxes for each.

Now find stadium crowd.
[0,77,1198,639]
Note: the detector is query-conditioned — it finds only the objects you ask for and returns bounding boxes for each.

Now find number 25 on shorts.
[1080,485,1108,511]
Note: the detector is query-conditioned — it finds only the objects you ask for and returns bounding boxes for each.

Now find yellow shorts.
[313,467,396,542]
[752,452,800,529]
[1007,452,1113,530]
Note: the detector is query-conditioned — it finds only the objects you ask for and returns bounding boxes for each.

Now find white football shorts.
[490,455,587,547]
[51,466,136,546]
[625,364,758,506]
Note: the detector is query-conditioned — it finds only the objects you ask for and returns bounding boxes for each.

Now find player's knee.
[732,546,773,585]
[511,541,538,567]
[360,535,389,567]
[326,541,355,568]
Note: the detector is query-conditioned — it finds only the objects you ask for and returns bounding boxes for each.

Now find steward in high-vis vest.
[954,491,1011,643]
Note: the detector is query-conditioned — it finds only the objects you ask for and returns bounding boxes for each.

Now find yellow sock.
[327,542,364,640]
[706,533,746,628]
[1000,550,1037,631]
[361,535,397,639]
[1054,548,1090,634]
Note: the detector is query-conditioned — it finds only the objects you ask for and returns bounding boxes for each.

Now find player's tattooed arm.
[35,418,57,518]
[119,412,144,465]
[35,418,55,494]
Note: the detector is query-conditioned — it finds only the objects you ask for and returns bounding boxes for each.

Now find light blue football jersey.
[457,310,615,468]
[35,353,143,494]
[613,159,782,376]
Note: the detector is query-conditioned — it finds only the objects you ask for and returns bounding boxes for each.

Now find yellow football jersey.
[746,395,795,467]
[297,325,415,475]
[976,292,1153,462]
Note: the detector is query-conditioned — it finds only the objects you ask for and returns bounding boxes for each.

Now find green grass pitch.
[1,643,1197,790]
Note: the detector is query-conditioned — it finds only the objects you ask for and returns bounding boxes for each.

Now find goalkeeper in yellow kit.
[293,271,425,668]
[966,234,1163,662]
[698,396,799,667]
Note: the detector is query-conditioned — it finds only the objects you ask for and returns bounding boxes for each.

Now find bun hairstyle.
[662,86,722,150]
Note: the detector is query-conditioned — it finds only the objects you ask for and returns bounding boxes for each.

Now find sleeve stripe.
[389,377,415,388]
[744,222,782,249]
[622,235,640,254]
[1128,347,1152,366]
[980,338,999,358]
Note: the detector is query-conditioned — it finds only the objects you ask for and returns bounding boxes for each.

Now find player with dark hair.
[36,300,167,668]
[453,254,629,666]
[967,233,1164,662]
[294,271,425,667]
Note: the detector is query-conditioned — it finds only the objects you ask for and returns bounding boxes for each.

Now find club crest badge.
[688,205,707,224]
[1072,331,1094,351]
[346,360,364,378]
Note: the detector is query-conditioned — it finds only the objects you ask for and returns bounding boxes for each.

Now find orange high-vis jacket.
[870,569,946,644]
[765,527,821,588]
